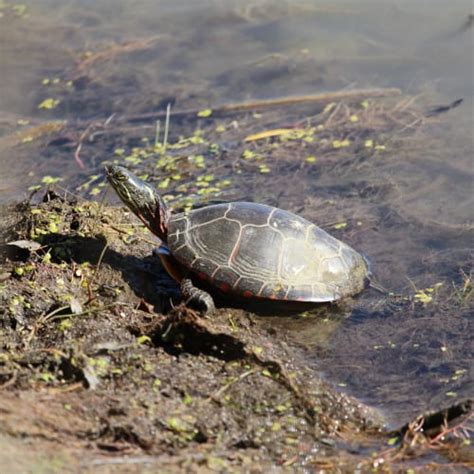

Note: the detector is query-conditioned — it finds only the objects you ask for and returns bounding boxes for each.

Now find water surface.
[0,0,472,426]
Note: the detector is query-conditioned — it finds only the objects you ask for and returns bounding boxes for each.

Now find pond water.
[1,0,472,427]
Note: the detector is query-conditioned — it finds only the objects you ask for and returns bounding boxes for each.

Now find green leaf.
[262,369,273,378]
[38,98,60,110]
[136,335,151,345]
[41,175,62,184]
[197,108,212,118]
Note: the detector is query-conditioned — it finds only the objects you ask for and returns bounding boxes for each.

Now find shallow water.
[1,0,472,427]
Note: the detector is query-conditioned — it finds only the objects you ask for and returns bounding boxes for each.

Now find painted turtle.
[106,165,369,313]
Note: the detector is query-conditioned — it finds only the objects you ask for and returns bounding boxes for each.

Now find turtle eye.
[116,172,127,182]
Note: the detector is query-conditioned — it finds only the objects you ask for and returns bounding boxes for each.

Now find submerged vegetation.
[1,87,471,467]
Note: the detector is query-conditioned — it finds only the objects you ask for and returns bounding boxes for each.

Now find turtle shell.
[166,202,368,302]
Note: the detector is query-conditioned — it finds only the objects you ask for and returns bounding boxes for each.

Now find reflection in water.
[0,0,472,425]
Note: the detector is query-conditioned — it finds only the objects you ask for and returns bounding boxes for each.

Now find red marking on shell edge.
[242,290,253,298]
[198,272,207,281]
[219,282,230,293]
[268,294,277,300]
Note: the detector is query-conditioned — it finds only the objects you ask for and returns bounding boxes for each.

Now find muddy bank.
[0,196,377,471]
[0,195,471,472]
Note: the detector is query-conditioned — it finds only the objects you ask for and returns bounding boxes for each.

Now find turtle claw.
[191,295,215,315]
[181,278,216,315]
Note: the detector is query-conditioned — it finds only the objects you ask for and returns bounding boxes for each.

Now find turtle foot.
[181,278,216,315]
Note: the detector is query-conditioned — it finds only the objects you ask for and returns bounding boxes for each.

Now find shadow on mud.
[29,232,178,314]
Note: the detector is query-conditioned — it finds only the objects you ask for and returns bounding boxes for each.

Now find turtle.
[106,165,369,314]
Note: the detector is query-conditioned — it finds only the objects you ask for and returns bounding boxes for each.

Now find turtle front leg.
[181,278,216,315]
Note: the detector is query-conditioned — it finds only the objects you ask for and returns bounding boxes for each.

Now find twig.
[154,120,161,148]
[125,87,402,122]
[46,303,124,323]
[74,113,121,170]
[428,412,473,446]
[74,142,86,169]
[0,371,17,390]
[73,36,163,78]
[163,103,171,151]
[217,88,402,112]
[324,102,343,127]
[92,183,110,235]
[85,456,164,467]
[73,122,100,170]
[397,116,425,134]
[46,382,84,394]
[26,304,70,344]
[208,369,257,402]
[107,223,159,246]
[27,302,126,346]
[89,242,109,289]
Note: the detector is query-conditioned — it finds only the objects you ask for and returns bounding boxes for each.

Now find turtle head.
[106,165,169,242]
